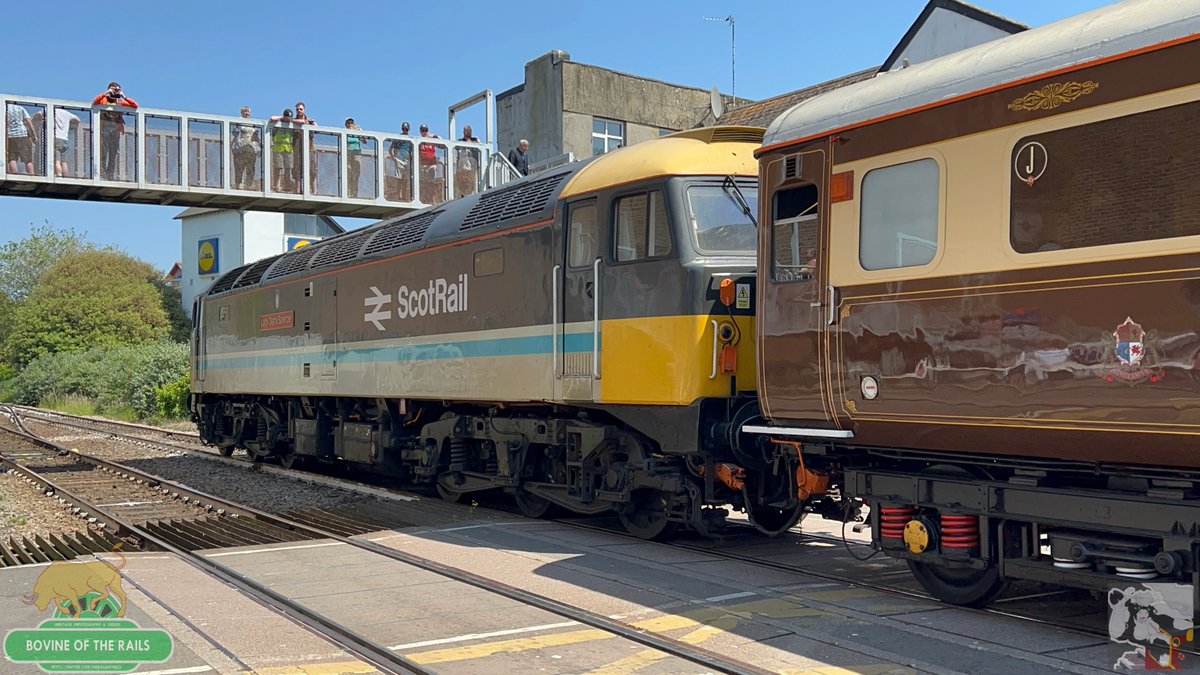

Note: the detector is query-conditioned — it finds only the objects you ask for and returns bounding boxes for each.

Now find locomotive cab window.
[613,190,671,262]
[860,158,940,270]
[686,183,759,254]
[1010,100,1200,253]
[567,202,597,268]
[772,184,819,282]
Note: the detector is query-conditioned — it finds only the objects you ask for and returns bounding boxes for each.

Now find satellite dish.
[710,86,724,119]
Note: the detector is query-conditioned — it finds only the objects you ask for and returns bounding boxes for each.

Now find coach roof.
[559,126,762,200]
[761,0,1200,153]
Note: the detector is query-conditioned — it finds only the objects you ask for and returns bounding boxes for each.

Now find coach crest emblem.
[1100,317,1163,385]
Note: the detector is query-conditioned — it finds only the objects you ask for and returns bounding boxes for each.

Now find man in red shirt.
[92,82,138,181]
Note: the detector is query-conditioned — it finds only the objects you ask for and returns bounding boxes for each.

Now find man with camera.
[92,82,139,181]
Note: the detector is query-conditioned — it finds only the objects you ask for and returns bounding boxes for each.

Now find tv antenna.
[704,15,736,101]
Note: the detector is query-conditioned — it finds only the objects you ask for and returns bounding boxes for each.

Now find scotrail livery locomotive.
[750,0,1200,605]
[191,127,821,538]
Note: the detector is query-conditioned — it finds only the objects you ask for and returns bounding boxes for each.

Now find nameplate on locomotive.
[259,311,296,331]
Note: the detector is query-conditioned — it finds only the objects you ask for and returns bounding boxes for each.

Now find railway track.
[14,407,1118,645]
[0,406,772,675]
[15,406,1115,636]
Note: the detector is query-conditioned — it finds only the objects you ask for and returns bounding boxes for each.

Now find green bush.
[10,341,189,420]
[155,374,191,420]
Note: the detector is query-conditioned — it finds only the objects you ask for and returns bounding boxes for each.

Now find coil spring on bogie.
[879,505,916,540]
[940,513,980,551]
[448,438,469,469]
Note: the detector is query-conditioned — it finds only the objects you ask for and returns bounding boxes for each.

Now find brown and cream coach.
[750,0,1200,605]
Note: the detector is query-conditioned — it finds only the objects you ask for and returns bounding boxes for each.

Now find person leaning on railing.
[232,106,262,190]
[92,82,138,181]
[455,125,480,197]
[344,117,366,198]
[268,109,299,193]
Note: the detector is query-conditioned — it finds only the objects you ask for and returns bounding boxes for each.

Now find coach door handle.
[827,284,837,326]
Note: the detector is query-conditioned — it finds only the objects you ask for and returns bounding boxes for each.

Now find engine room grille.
[310,232,370,270]
[459,173,567,231]
[265,247,318,280]
[208,264,250,294]
[710,128,765,144]
[232,254,282,289]
[363,210,441,256]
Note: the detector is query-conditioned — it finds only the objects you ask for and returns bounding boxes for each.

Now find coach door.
[758,148,836,426]
[558,199,599,401]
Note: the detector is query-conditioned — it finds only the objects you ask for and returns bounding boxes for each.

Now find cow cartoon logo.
[21,549,129,619]
[4,546,173,672]
[1101,317,1164,385]
[1109,584,1194,670]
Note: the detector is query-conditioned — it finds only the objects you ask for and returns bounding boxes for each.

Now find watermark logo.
[4,547,173,672]
[1110,583,1194,670]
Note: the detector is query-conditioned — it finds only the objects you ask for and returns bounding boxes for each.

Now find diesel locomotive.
[751,0,1200,605]
[191,127,820,538]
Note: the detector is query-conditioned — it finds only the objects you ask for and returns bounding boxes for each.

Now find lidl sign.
[286,236,322,251]
[197,238,220,276]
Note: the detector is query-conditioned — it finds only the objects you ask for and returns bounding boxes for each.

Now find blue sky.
[0,0,1115,271]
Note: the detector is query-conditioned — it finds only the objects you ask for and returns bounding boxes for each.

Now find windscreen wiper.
[723,176,757,227]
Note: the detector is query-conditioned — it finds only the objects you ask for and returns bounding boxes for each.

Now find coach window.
[567,202,597,268]
[772,184,819,282]
[1010,100,1200,253]
[614,190,671,262]
[860,158,940,270]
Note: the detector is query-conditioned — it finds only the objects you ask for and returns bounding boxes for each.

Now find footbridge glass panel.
[145,114,181,186]
[1,93,508,218]
[188,119,223,189]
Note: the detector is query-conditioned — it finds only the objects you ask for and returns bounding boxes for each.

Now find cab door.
[559,199,599,401]
[758,147,837,426]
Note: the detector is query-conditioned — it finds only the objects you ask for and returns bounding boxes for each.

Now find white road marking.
[204,541,345,557]
[700,591,757,603]
[388,621,580,651]
[134,667,214,675]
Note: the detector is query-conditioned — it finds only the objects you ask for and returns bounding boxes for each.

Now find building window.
[592,118,624,156]
[614,191,671,262]
[772,185,819,283]
[284,214,340,238]
[1010,100,1200,253]
[860,159,939,270]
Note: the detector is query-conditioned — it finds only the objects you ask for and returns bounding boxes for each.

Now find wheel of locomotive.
[217,445,235,457]
[243,447,265,463]
[905,462,1007,607]
[436,480,466,503]
[907,560,1007,607]
[618,489,678,541]
[278,451,299,469]
[748,503,806,537]
[514,489,558,519]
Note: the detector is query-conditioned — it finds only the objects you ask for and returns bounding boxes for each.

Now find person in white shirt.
[6,104,37,174]
[53,108,81,177]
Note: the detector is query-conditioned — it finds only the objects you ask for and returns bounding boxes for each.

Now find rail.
[2,94,514,218]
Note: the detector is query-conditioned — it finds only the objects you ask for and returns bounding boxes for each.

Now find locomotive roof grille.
[208,264,251,295]
[459,172,568,231]
[310,232,372,270]
[264,246,318,280]
[363,210,442,256]
[708,128,766,144]
[232,254,283,290]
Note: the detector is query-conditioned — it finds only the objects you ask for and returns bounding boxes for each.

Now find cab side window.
[567,202,597,268]
[614,190,671,262]
[772,184,819,282]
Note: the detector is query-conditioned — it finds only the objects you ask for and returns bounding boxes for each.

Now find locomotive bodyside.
[192,128,802,537]
[754,0,1200,604]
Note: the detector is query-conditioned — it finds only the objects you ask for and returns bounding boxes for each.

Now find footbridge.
[2,93,520,218]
